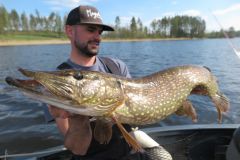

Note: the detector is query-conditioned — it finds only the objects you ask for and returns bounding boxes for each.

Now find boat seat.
[226,127,240,160]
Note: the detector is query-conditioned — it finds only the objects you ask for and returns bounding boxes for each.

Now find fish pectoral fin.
[111,116,143,152]
[94,119,113,144]
[211,93,230,123]
[175,100,198,122]
[183,100,198,122]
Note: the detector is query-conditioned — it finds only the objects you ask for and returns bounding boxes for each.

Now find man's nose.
[94,31,101,40]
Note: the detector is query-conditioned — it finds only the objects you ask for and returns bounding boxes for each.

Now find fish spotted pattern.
[5,65,230,151]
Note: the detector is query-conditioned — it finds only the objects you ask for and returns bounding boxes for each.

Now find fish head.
[6,68,125,115]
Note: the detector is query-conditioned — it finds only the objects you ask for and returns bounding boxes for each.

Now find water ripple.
[0,38,240,153]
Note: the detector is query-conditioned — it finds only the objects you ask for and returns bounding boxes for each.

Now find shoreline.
[0,38,192,47]
[0,39,70,46]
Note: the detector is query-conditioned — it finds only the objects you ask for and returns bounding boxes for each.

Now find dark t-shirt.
[44,56,132,160]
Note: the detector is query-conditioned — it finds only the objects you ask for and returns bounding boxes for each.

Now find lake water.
[0,38,240,155]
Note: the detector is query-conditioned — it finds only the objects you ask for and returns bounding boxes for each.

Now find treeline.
[0,5,65,37]
[206,27,240,38]
[105,16,206,39]
[105,16,240,39]
[0,5,239,39]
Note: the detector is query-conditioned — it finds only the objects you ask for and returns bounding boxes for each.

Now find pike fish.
[5,65,229,151]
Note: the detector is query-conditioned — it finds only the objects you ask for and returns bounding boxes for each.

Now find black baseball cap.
[66,5,114,31]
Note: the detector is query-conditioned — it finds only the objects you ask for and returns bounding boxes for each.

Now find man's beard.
[74,40,99,57]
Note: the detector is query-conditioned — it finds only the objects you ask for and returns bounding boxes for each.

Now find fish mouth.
[5,70,67,107]
[5,68,69,96]
[5,74,67,108]
[5,68,100,115]
[5,68,77,99]
[5,75,45,94]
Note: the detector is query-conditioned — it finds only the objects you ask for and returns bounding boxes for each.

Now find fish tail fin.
[112,116,143,152]
[212,93,230,123]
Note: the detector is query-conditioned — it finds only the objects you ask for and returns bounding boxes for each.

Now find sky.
[0,0,240,32]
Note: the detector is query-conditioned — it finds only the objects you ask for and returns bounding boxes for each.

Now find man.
[47,5,172,160]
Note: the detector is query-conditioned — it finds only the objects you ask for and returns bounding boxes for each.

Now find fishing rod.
[0,145,66,159]
[211,13,240,58]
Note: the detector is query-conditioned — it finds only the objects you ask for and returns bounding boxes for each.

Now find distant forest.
[0,5,239,39]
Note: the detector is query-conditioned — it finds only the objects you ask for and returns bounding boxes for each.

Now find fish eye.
[73,72,83,80]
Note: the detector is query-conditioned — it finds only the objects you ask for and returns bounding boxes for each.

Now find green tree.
[63,14,67,25]
[156,19,162,36]
[189,16,205,38]
[48,12,56,32]
[130,17,137,37]
[21,12,29,31]
[9,9,20,31]
[43,17,49,31]
[0,5,9,33]
[228,26,235,38]
[150,19,157,35]
[160,17,170,37]
[199,18,206,37]
[143,26,149,38]
[29,14,37,31]
[55,13,63,36]
[170,16,181,37]
[35,9,45,30]
[115,16,120,29]
[137,18,143,32]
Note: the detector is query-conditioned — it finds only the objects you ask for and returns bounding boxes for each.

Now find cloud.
[44,0,98,11]
[171,1,178,5]
[210,3,240,31]
[213,3,240,15]
[161,9,201,17]
[128,11,142,18]
[181,10,201,16]
[162,12,175,17]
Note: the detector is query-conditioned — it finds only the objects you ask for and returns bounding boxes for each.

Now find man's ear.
[65,25,73,38]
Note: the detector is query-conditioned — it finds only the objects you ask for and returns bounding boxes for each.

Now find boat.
[0,124,239,160]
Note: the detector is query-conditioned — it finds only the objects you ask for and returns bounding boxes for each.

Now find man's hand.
[64,115,92,155]
[48,105,71,119]
[48,105,92,155]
